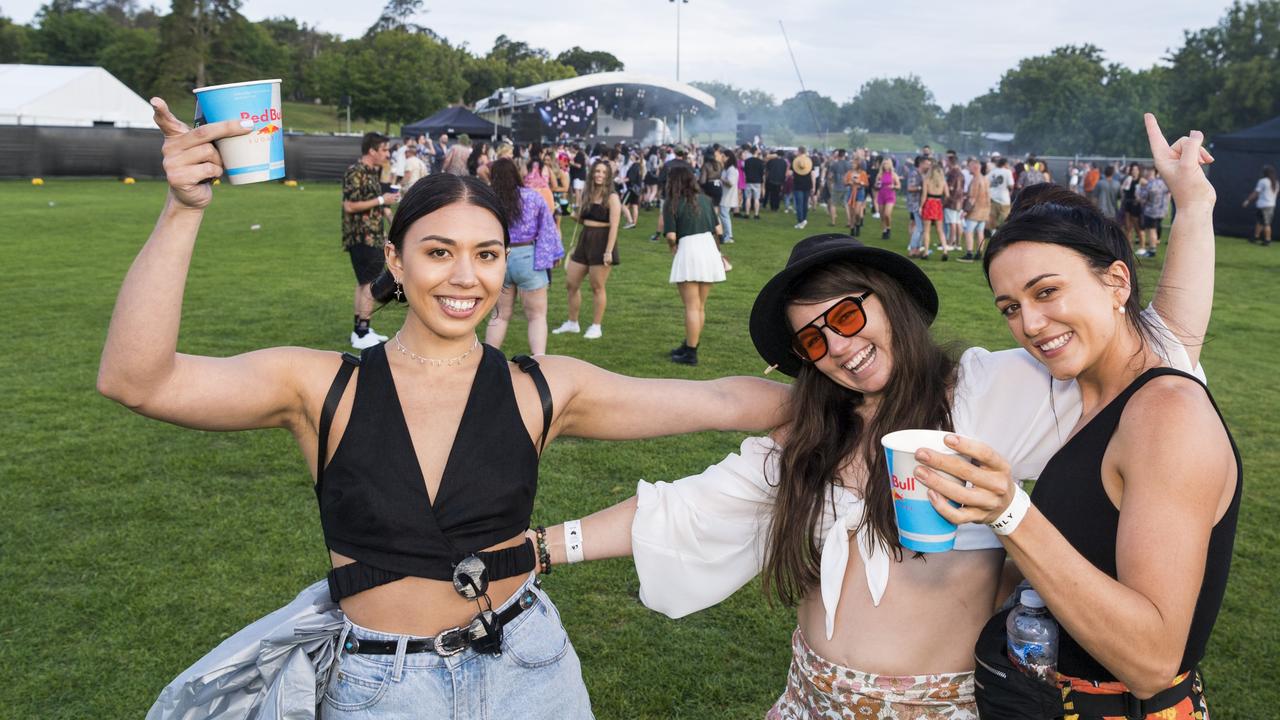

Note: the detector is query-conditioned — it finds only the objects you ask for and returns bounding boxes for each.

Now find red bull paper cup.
[881,429,968,553]
[193,79,284,185]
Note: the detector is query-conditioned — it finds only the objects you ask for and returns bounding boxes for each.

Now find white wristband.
[988,485,1032,536]
[563,519,585,564]
[377,195,385,206]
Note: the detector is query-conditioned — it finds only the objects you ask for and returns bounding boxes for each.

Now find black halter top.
[314,343,549,602]
[1031,367,1242,681]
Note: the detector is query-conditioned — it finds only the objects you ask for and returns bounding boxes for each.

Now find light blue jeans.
[718,204,734,242]
[322,576,593,719]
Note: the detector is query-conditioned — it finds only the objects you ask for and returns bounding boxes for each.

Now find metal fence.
[0,125,363,181]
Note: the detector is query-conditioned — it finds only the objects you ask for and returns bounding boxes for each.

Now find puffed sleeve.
[632,436,779,618]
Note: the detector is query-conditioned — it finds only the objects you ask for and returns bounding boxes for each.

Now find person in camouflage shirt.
[342,132,399,349]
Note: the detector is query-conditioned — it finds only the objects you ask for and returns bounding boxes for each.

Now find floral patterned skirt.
[766,627,977,720]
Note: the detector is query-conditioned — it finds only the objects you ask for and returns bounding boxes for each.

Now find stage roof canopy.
[0,64,156,128]
[475,71,716,116]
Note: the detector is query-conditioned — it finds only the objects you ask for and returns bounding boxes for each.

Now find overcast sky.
[4,0,1235,107]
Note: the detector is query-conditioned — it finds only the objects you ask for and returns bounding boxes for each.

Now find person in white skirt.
[663,166,725,365]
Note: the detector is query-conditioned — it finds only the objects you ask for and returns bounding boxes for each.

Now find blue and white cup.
[193,79,284,185]
[881,429,968,553]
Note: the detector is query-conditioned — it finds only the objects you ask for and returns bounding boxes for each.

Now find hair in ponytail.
[370,173,509,305]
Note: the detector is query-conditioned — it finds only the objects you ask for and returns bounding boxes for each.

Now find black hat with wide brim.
[749,233,939,377]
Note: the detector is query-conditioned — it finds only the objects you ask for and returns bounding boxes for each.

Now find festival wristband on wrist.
[563,519,584,564]
[377,196,385,206]
[988,485,1032,536]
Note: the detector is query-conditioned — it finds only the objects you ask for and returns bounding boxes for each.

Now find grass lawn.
[1,179,1276,718]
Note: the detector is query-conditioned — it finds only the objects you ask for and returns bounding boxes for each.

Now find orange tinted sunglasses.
[791,292,874,363]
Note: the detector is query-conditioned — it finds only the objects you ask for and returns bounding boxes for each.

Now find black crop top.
[580,199,611,223]
[1032,368,1241,681]
[315,343,551,602]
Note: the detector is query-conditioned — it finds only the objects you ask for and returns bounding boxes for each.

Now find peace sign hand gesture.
[151,96,253,210]
[1144,113,1215,211]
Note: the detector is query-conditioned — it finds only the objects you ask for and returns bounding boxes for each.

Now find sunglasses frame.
[791,291,874,363]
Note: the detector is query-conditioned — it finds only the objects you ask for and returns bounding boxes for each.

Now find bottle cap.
[1020,589,1046,609]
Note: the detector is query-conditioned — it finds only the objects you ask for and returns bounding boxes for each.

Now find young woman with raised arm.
[100,99,788,719]
[919,118,1232,720]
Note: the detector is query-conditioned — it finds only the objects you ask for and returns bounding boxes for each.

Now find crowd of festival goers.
[342,131,1275,362]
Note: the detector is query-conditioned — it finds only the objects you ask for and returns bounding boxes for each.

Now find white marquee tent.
[0,64,156,129]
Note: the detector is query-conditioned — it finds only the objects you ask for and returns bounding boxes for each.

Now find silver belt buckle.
[432,626,468,656]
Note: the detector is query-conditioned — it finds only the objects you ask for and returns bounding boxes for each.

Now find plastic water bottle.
[1006,589,1059,683]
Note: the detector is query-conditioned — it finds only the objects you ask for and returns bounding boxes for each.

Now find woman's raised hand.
[151,97,253,210]
[1144,113,1215,210]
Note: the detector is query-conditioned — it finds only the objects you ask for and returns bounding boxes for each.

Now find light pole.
[671,0,687,144]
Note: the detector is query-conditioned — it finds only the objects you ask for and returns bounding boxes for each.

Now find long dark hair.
[489,158,524,225]
[466,143,489,176]
[664,165,702,213]
[762,262,957,608]
[983,184,1169,352]
[370,173,509,304]
[1264,165,1278,193]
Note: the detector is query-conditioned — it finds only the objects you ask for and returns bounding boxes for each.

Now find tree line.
[0,0,623,128]
[694,0,1279,156]
[2,0,1276,152]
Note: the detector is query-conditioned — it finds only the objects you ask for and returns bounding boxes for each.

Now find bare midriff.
[797,542,1003,676]
[580,220,610,228]
[331,532,531,637]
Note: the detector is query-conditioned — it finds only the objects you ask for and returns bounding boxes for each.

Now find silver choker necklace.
[394,332,479,367]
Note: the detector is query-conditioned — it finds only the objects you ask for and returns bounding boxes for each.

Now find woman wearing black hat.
[535,118,1216,717]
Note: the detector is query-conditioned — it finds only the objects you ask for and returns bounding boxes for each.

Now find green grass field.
[2,179,1276,718]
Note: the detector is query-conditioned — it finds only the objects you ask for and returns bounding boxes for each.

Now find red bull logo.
[240,108,282,124]
[256,123,280,135]
[891,473,917,492]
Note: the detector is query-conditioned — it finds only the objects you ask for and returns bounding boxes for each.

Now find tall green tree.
[33,1,120,65]
[155,0,241,93]
[338,30,469,130]
[0,15,39,62]
[555,46,623,75]
[780,90,840,135]
[844,76,938,134]
[1167,0,1280,137]
[993,45,1108,154]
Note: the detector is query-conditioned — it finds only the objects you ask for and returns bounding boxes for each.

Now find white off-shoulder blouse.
[632,306,1203,640]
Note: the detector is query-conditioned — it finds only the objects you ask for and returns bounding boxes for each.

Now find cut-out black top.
[1032,367,1241,681]
[315,343,550,602]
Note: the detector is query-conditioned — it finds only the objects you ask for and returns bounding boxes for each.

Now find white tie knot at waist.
[817,488,892,640]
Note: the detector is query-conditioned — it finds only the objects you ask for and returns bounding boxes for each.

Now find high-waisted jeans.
[322,576,593,719]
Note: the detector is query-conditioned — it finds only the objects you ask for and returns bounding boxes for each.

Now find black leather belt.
[341,584,539,657]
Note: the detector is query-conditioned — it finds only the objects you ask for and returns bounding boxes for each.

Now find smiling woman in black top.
[918,116,1235,719]
[100,98,789,719]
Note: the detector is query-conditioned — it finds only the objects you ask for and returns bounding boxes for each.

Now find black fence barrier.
[0,125,363,181]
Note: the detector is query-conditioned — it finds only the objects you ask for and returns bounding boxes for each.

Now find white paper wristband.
[563,519,585,564]
[988,485,1032,536]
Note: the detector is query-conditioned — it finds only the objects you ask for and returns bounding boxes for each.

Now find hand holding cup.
[912,433,1018,527]
[152,97,252,210]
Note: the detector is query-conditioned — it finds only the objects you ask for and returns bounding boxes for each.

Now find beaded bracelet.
[534,525,553,575]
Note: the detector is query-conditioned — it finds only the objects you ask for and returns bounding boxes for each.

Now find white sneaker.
[794,220,807,229]
[350,331,382,349]
[552,320,581,335]
[583,324,603,339]
[367,326,389,342]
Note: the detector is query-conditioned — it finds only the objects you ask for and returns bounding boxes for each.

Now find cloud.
[3,0,1234,106]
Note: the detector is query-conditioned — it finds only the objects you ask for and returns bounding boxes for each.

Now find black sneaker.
[958,252,975,263]
[670,342,689,359]
[881,228,890,240]
[671,344,699,365]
